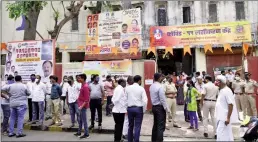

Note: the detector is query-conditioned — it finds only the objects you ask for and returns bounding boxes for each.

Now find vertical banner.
[5,40,55,83]
[86,14,99,54]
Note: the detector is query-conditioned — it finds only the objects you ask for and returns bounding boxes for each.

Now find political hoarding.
[4,40,55,83]
[150,21,252,47]
[85,8,142,60]
[62,63,83,79]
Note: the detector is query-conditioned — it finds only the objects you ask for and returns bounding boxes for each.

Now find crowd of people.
[1,69,258,141]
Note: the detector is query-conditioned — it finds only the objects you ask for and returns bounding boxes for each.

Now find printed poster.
[62,63,83,79]
[4,40,55,83]
[86,14,99,54]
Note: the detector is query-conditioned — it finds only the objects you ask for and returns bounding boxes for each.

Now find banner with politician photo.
[4,40,55,82]
[86,14,99,55]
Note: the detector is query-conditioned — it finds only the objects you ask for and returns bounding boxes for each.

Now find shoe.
[79,135,90,139]
[173,125,181,128]
[8,134,16,137]
[88,125,94,130]
[204,133,208,138]
[193,128,199,131]
[187,126,194,129]
[69,124,75,128]
[74,132,81,137]
[16,134,26,138]
[98,126,102,131]
[45,117,52,121]
[122,135,128,140]
[185,119,190,122]
[214,135,217,139]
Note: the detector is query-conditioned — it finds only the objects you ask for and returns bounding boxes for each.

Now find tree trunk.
[23,10,40,40]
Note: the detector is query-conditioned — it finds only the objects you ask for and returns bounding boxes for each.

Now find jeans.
[113,113,125,142]
[151,105,166,142]
[189,111,198,129]
[28,98,38,121]
[1,104,10,132]
[106,96,112,115]
[90,98,102,126]
[78,108,89,136]
[51,98,61,124]
[69,102,79,124]
[127,107,143,142]
[9,105,27,135]
[32,101,45,123]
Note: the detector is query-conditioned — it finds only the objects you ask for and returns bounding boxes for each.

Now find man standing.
[74,74,90,139]
[164,77,180,128]
[89,74,104,131]
[60,76,69,115]
[50,75,62,126]
[244,72,258,117]
[184,77,192,122]
[31,75,46,125]
[125,75,148,142]
[1,75,29,138]
[232,73,246,119]
[215,75,237,141]
[201,76,219,138]
[104,75,115,116]
[150,73,170,142]
[226,69,235,90]
[45,77,52,120]
[195,76,204,122]
[26,74,38,122]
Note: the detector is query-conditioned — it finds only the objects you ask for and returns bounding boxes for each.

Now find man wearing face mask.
[243,72,258,117]
[60,76,69,115]
[26,74,39,122]
[226,69,235,90]
[31,75,47,125]
[232,73,246,120]
[89,74,105,131]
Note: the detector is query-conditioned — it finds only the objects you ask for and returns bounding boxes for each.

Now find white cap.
[216,75,227,84]
[197,76,202,80]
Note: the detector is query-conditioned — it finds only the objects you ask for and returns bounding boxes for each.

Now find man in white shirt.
[26,74,38,122]
[195,76,204,122]
[125,75,148,142]
[60,76,69,115]
[88,74,105,131]
[45,78,52,120]
[201,76,219,138]
[31,75,47,125]
[66,76,80,128]
[226,69,235,90]
[215,75,237,141]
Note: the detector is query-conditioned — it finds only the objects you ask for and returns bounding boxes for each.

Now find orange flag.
[129,47,138,55]
[223,43,233,53]
[1,43,7,50]
[163,47,173,58]
[111,47,118,55]
[183,45,191,56]
[147,47,156,56]
[93,47,101,54]
[204,44,213,53]
[77,46,84,51]
[243,43,249,56]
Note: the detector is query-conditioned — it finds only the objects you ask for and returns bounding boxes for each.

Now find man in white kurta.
[215,75,237,141]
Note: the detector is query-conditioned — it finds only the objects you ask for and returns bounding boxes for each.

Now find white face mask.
[235,77,240,81]
[35,79,39,82]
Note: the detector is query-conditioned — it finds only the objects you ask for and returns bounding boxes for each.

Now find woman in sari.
[176,75,185,105]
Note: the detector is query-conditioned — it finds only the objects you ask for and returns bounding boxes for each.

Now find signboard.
[83,60,132,82]
[85,8,142,60]
[150,21,252,47]
[86,14,99,49]
[5,40,55,82]
[62,63,83,79]
[213,66,242,77]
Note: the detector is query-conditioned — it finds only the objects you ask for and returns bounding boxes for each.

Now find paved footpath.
[22,105,243,140]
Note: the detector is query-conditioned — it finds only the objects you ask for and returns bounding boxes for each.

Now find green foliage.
[6,1,47,20]
[53,10,60,19]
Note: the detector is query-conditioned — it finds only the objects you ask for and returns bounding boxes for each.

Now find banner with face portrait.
[5,40,55,83]
[86,14,99,54]
[85,8,142,60]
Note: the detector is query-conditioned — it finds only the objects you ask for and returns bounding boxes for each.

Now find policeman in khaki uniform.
[244,72,258,117]
[232,73,246,119]
[201,75,219,138]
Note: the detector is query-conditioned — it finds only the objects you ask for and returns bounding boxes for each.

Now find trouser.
[203,101,216,134]
[235,94,247,119]
[123,114,129,136]
[184,103,189,121]
[166,98,177,125]
[9,105,27,135]
[106,96,112,115]
[32,101,45,123]
[45,95,52,118]
[189,111,198,129]
[216,120,233,141]
[60,96,69,115]
[1,104,10,132]
[28,98,36,121]
[51,98,61,124]
[196,100,203,121]
[90,98,102,126]
[151,105,166,142]
[69,102,79,124]
[113,113,125,142]
[127,107,143,142]
[246,94,257,117]
[77,108,89,136]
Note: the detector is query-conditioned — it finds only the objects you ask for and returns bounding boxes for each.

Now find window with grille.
[158,8,167,26]
[71,16,79,31]
[183,7,191,23]
[208,3,217,23]
[235,2,245,20]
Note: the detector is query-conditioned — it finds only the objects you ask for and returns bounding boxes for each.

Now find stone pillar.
[167,1,177,25]
[143,1,155,50]
[62,51,70,63]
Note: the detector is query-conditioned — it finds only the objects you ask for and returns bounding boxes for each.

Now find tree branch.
[51,1,58,27]
[36,30,44,40]
[61,1,66,18]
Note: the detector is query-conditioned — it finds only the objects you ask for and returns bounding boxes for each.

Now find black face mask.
[68,81,72,85]
[187,84,190,87]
